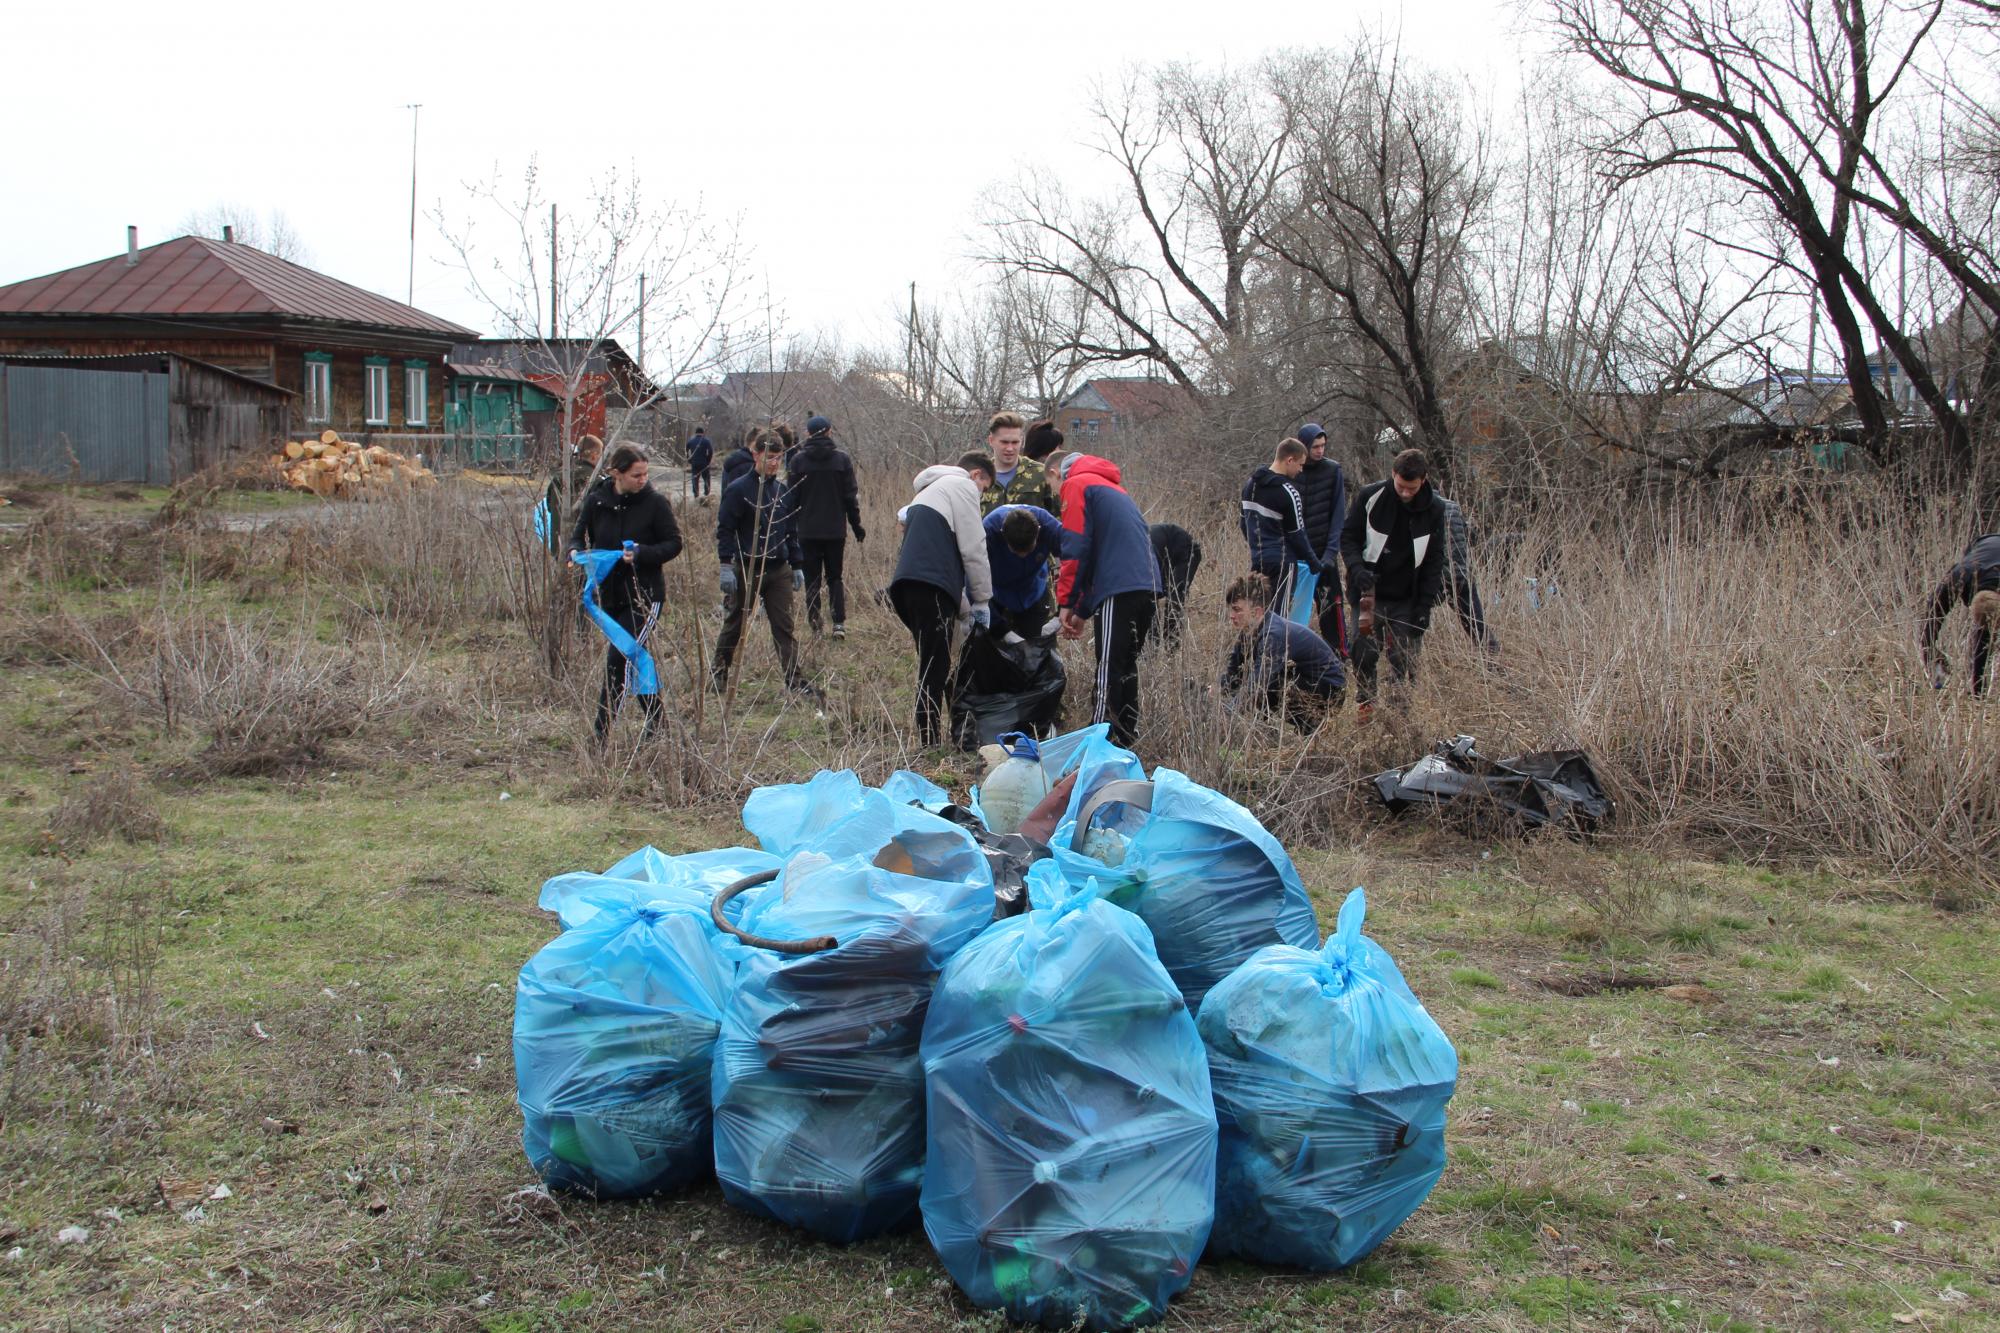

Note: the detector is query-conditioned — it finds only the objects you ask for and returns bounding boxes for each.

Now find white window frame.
[404,365,428,426]
[305,359,331,423]
[364,363,391,425]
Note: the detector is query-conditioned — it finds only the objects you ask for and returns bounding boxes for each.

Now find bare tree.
[1261,41,1494,490]
[438,159,748,674]
[1543,0,1981,462]
[177,204,311,263]
[981,62,1294,405]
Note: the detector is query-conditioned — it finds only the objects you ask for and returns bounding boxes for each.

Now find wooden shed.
[0,352,294,483]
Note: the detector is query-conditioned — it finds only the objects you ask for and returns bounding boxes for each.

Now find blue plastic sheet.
[1286,561,1318,625]
[514,882,741,1198]
[711,790,996,1242]
[1198,887,1457,1270]
[1050,768,1320,1013]
[571,548,659,696]
[921,875,1216,1331]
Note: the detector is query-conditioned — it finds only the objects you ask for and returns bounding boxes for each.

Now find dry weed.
[45,769,165,851]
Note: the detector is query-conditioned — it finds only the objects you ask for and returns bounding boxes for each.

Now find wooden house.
[0,230,480,462]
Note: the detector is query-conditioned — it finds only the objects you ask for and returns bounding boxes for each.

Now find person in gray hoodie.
[890,457,995,747]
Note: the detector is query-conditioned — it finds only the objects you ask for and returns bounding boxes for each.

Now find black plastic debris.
[933,802,1051,919]
[951,632,1066,750]
[1370,735,1612,831]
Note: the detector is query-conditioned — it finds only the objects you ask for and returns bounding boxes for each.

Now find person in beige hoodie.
[889,459,996,747]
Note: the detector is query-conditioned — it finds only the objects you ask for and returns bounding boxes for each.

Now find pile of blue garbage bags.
[513,725,1459,1331]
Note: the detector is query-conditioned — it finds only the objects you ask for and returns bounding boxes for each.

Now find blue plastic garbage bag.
[515,882,741,1198]
[921,869,1216,1331]
[881,769,953,812]
[539,845,782,930]
[741,769,880,857]
[1198,887,1457,1270]
[712,788,995,1242]
[571,548,659,696]
[1049,767,1319,1013]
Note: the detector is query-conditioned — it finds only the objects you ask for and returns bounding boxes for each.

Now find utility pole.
[638,274,646,375]
[550,205,559,340]
[405,104,421,305]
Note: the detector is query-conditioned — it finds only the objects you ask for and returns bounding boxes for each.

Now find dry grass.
[44,769,165,852]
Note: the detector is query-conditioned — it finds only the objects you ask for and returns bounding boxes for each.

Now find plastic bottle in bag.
[1197,887,1457,1270]
[975,732,1053,836]
[921,863,1216,1330]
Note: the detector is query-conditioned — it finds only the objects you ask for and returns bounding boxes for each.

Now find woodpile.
[272,430,437,497]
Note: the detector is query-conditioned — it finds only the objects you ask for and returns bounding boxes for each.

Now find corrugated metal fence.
[0,363,170,483]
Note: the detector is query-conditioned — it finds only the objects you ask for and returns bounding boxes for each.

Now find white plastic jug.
[978,733,1052,837]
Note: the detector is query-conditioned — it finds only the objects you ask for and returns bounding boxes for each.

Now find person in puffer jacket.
[1241,438,1323,617]
[1055,454,1161,747]
[891,458,995,747]
[1339,447,1447,707]
[1293,424,1347,650]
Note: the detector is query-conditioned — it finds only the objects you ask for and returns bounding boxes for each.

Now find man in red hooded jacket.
[1054,454,1161,747]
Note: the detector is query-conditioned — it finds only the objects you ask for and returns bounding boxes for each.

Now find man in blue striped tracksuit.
[1240,438,1325,618]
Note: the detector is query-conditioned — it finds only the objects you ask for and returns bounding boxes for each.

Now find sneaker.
[831,624,847,640]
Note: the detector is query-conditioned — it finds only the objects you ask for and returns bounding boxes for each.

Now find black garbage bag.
[952,631,1066,750]
[1370,735,1612,832]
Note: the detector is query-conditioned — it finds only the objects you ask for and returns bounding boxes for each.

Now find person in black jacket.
[686,426,713,501]
[1340,447,1447,708]
[1241,438,1323,617]
[713,430,809,697]
[1921,533,2000,692]
[1149,522,1203,649]
[719,429,756,491]
[786,415,866,639]
[1293,424,1347,652]
[1221,572,1344,732]
[566,444,683,742]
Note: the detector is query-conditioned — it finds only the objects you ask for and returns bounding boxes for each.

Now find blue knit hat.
[806,415,831,435]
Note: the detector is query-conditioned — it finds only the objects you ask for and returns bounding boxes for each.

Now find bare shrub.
[46,769,165,851]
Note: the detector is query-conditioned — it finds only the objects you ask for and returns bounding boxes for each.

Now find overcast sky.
[4,0,1528,371]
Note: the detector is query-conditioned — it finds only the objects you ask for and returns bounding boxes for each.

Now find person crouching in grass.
[1221,572,1345,733]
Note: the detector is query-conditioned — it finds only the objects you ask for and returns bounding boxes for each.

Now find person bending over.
[1921,533,2000,693]
[889,457,994,747]
[1221,572,1344,733]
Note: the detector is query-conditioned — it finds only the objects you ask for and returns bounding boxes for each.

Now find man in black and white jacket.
[1339,447,1447,706]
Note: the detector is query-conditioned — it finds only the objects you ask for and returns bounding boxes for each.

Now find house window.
[364,358,391,425]
[1070,418,1083,431]
[303,354,333,423]
[1087,419,1100,435]
[404,362,428,426]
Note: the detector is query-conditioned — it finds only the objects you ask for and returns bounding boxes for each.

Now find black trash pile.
[1371,734,1612,832]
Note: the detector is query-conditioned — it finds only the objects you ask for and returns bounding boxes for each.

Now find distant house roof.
[1057,376,1200,424]
[1475,334,1657,396]
[0,236,479,337]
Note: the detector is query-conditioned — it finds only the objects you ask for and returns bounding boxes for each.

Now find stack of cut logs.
[274,431,437,497]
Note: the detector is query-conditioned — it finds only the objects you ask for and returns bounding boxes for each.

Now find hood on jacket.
[1246,465,1289,491]
[914,463,973,494]
[1064,455,1122,489]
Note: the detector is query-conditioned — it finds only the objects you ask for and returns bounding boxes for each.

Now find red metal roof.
[0,236,479,337]
[1080,376,1200,423]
